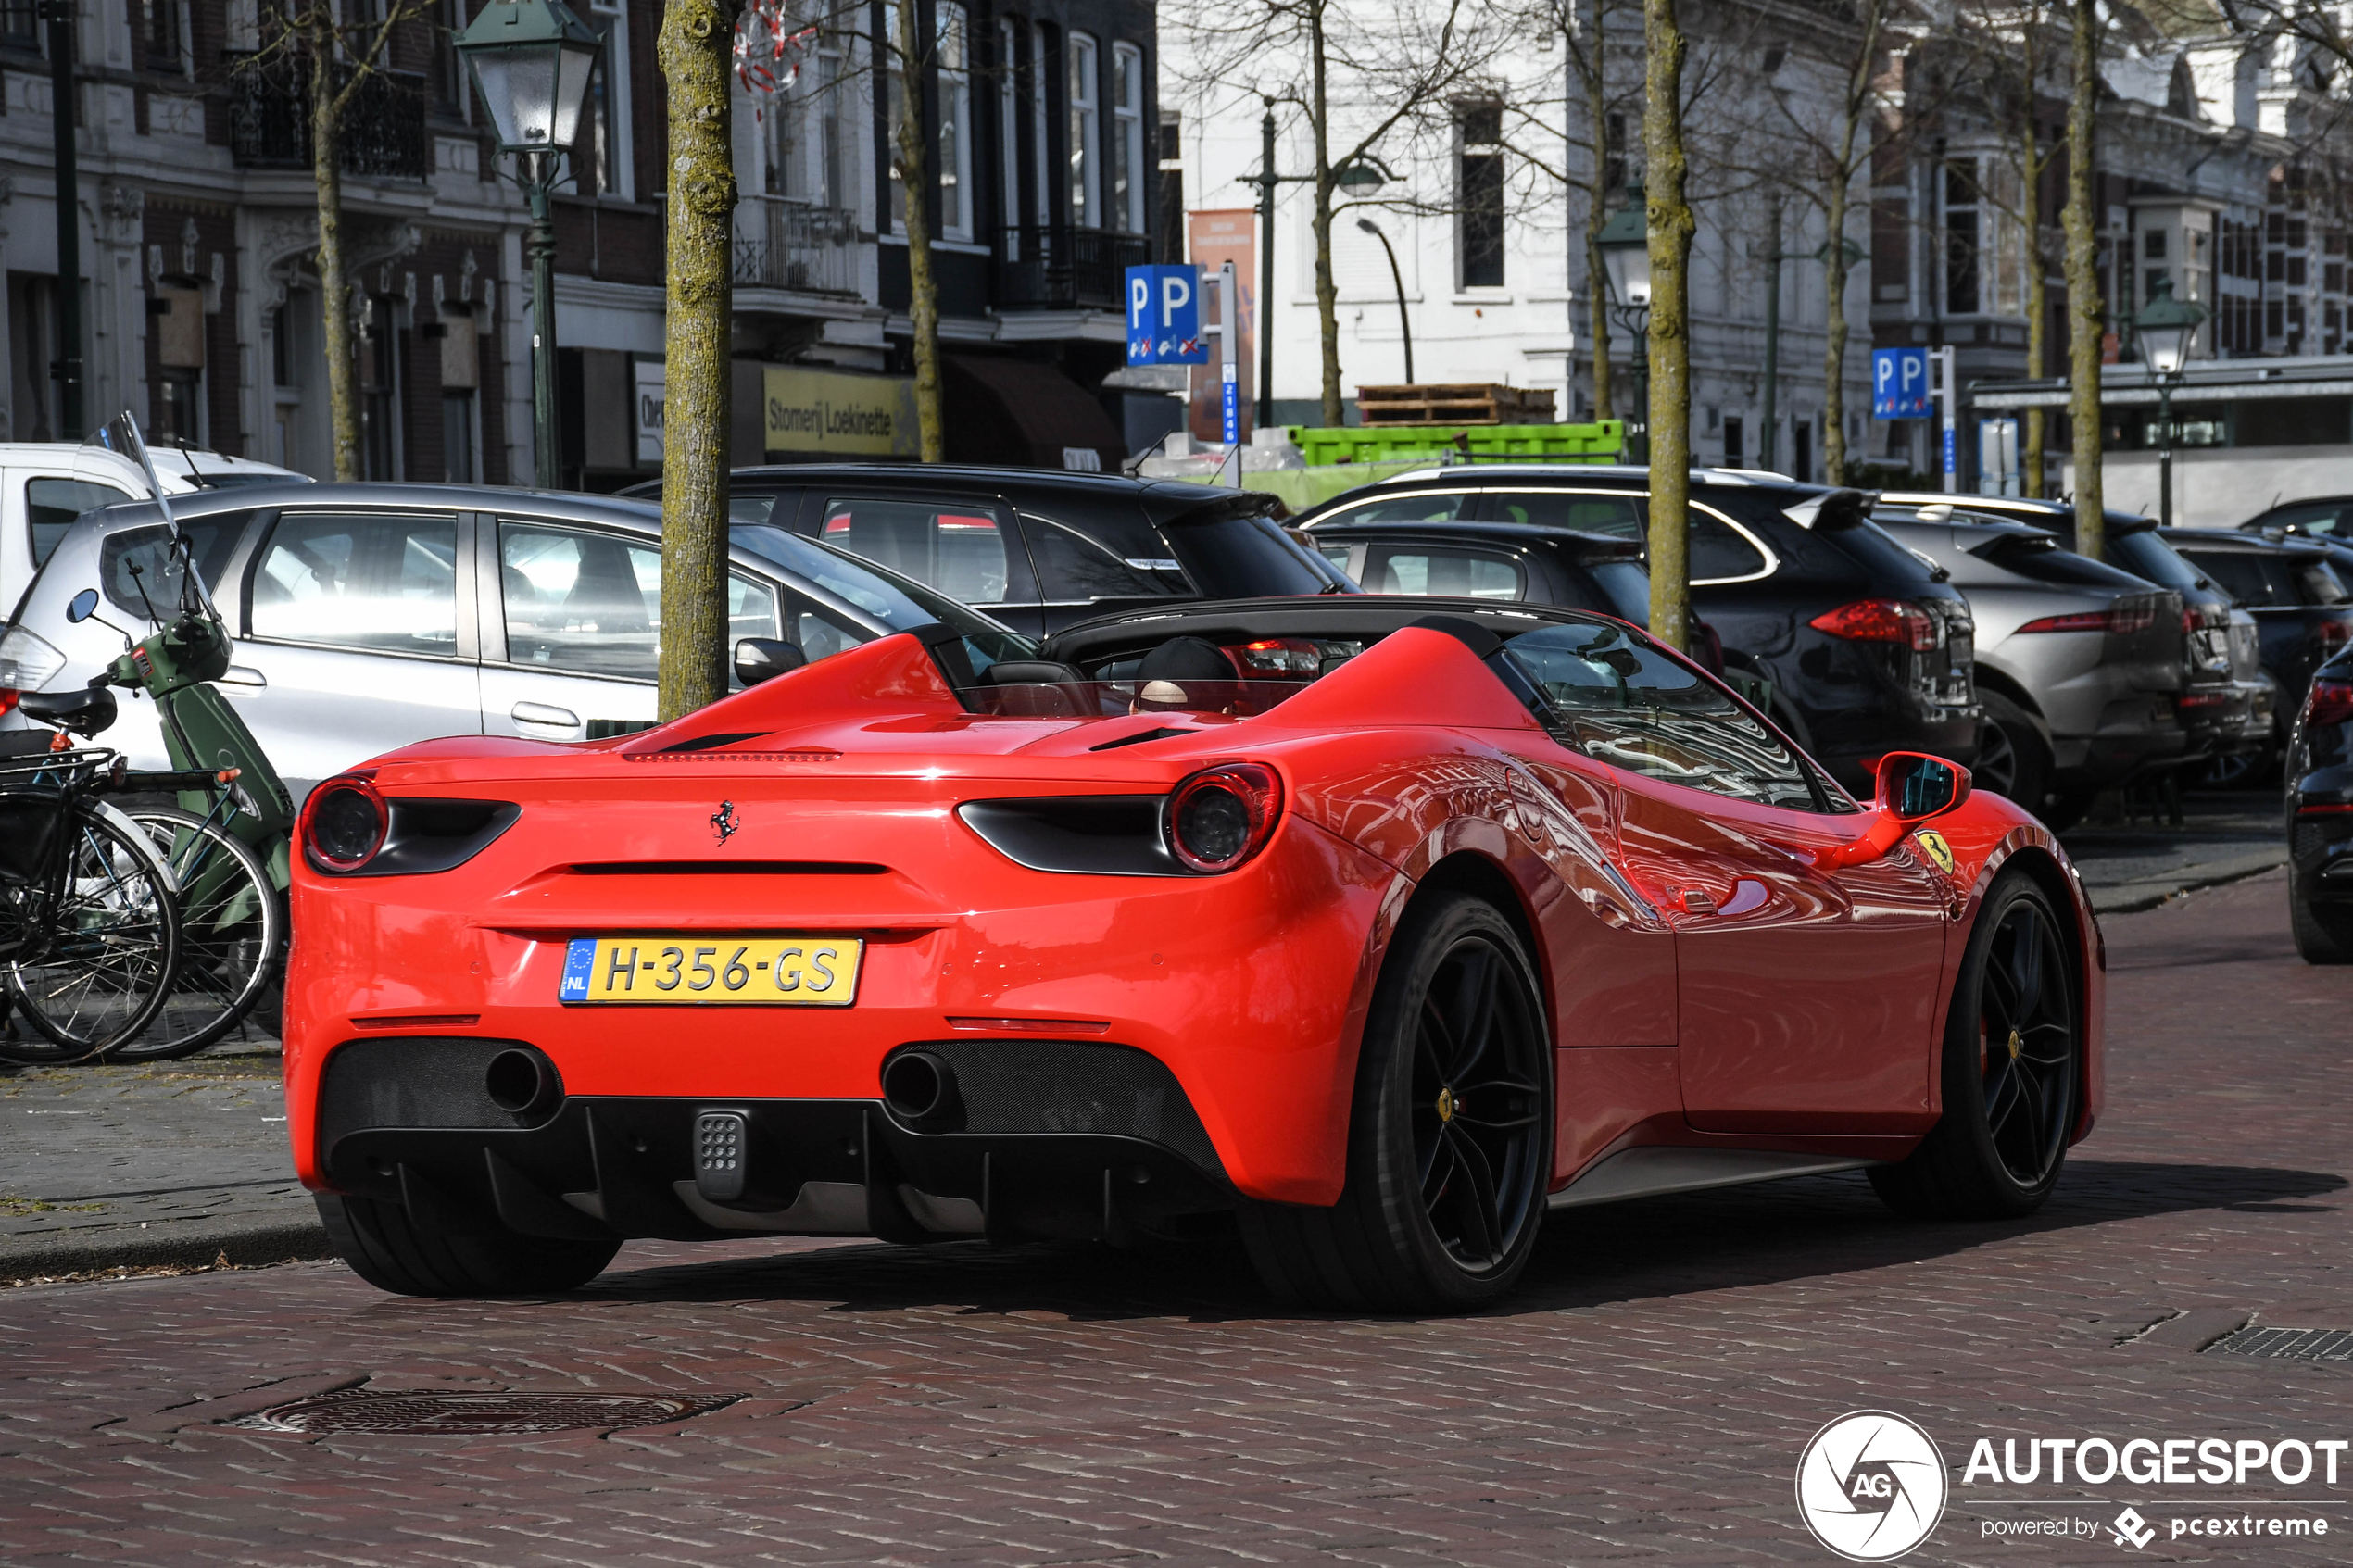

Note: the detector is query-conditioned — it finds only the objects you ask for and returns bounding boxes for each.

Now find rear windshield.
[1585,558,1654,623]
[1820,519,1945,585]
[2104,531,2207,595]
[2181,547,2350,608]
[1972,532,2161,590]
[1166,512,1355,596]
[98,517,252,619]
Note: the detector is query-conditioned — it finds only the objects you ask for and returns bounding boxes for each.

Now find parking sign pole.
[1934,345,1957,494]
[1218,261,1241,486]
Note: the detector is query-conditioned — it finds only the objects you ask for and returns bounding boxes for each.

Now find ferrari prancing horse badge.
[1914,829,1956,875]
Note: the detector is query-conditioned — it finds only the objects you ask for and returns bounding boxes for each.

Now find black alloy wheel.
[1870,871,2079,1220]
[1973,692,2051,814]
[1408,935,1547,1271]
[1975,897,2076,1187]
[1239,893,1552,1311]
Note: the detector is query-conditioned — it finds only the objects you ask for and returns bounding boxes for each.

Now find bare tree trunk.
[1579,0,1613,422]
[2061,0,2102,558]
[890,1,945,459]
[657,0,740,719]
[1309,3,1344,429]
[308,22,359,482]
[1643,0,1695,652]
[1818,0,1882,484]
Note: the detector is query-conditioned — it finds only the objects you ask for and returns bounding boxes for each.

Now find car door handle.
[511,702,580,728]
[219,666,267,687]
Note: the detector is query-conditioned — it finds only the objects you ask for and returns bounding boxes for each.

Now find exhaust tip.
[484,1047,559,1117]
[881,1049,960,1127]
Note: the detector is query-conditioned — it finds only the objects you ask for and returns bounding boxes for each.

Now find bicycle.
[0,715,184,1065]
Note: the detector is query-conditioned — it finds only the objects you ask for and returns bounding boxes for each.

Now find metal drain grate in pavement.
[2206,1327,2353,1361]
[236,1390,736,1435]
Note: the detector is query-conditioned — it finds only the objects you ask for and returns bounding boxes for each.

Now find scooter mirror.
[67,589,101,624]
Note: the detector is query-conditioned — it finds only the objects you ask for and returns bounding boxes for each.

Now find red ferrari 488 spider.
[285,599,2103,1311]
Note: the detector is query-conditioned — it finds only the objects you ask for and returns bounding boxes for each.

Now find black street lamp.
[2135,276,2208,529]
[1354,218,1413,384]
[457,0,603,488]
[1594,183,1650,460]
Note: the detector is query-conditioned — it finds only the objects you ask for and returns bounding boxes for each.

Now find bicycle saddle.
[19,684,118,736]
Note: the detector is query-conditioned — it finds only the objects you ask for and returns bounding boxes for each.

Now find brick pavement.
[0,870,2347,1566]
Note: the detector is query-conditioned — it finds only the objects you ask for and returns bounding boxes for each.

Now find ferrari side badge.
[1914,829,1955,875]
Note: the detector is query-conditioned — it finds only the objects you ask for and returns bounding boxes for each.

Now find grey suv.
[1872,505,2190,822]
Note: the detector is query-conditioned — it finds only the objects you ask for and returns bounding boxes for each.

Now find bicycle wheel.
[4,802,183,1064]
[108,808,284,1060]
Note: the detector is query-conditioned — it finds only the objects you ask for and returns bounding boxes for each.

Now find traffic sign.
[1872,347,1932,419]
[1126,265,1209,366]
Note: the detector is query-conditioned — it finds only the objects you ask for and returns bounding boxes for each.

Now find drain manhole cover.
[236,1390,736,1435]
[2206,1327,2353,1361]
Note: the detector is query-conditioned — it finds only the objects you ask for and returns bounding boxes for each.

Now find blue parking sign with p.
[1126,265,1208,366]
[1872,348,1932,419]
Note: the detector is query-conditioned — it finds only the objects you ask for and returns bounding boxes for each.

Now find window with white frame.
[938,2,973,240]
[999,18,1021,245]
[582,0,633,199]
[1068,31,1100,229]
[1112,42,1143,235]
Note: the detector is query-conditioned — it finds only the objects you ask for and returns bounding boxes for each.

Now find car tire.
[317,1194,620,1298]
[2291,879,2353,964]
[1239,892,1552,1311]
[1972,692,2052,814]
[2041,788,2098,833]
[1870,871,2080,1222]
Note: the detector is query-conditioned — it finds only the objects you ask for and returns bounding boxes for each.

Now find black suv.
[1294,466,1980,790]
[2286,644,2353,962]
[2159,529,2353,719]
[622,466,1353,636]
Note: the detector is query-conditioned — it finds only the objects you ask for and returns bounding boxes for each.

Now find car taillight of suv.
[1809,598,1974,705]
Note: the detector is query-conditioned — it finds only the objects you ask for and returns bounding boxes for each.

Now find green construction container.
[1287,420,1625,468]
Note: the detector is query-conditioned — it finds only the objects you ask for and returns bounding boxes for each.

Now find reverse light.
[300,773,388,872]
[2306,678,2353,727]
[1166,763,1283,873]
[2017,603,2159,635]
[1222,636,1321,678]
[0,624,66,691]
[1808,599,1938,652]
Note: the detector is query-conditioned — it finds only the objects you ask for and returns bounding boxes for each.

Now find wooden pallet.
[1356,383,1558,426]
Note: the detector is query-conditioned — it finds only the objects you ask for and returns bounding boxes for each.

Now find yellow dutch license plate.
[558,935,863,1005]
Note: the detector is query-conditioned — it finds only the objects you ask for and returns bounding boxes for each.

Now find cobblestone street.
[0,864,2343,1565]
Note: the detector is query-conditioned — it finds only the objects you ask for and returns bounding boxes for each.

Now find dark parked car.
[622,466,1355,636]
[1295,467,1980,791]
[2239,495,2353,542]
[2158,529,2353,721]
[1304,520,1652,621]
[2285,645,2353,963]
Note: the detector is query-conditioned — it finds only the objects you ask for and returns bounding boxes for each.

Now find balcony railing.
[996,226,1150,310]
[226,51,427,180]
[734,198,862,295]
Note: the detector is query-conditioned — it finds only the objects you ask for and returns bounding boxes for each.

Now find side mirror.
[1877,752,1970,824]
[734,637,807,687]
[67,589,100,624]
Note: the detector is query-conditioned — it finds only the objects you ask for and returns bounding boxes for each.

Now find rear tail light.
[2175,690,2228,709]
[1165,763,1283,873]
[1221,636,1322,678]
[1808,599,1938,651]
[2307,678,2353,726]
[2016,603,2159,635]
[2322,620,2352,646]
[0,688,16,717]
[299,772,388,872]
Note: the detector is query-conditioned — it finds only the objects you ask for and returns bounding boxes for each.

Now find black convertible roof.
[1040,595,1608,667]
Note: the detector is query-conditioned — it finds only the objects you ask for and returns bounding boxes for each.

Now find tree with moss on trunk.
[2060,0,2106,558]
[1642,0,1697,652]
[882,0,948,460]
[237,0,429,481]
[657,0,746,718]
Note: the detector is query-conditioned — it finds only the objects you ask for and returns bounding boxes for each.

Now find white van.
[0,442,308,617]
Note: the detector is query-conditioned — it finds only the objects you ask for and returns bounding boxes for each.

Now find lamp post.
[1594,183,1651,461]
[456,0,602,489]
[2135,276,2208,530]
[1354,217,1413,384]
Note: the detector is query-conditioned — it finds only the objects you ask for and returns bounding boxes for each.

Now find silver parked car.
[1873,505,2189,824]
[0,484,1033,790]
